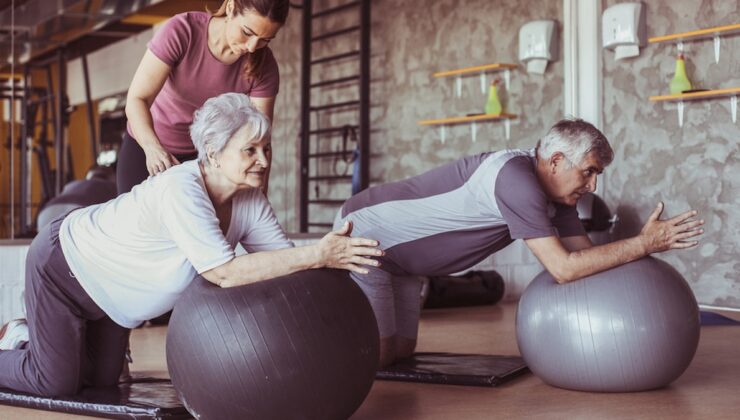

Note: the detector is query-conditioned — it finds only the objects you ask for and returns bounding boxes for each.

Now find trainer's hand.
[143,144,180,176]
[639,202,704,253]
[316,221,383,274]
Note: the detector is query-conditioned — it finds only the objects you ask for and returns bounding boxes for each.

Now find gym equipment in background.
[516,257,700,392]
[376,352,527,387]
[36,175,116,231]
[576,192,616,232]
[700,311,740,326]
[423,270,505,309]
[167,270,379,420]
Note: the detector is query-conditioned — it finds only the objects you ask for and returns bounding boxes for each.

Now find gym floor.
[2,301,739,419]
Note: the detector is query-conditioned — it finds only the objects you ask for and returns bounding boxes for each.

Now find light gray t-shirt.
[338,149,585,276]
[60,161,293,328]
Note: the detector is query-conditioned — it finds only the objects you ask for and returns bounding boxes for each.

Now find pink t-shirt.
[133,12,280,154]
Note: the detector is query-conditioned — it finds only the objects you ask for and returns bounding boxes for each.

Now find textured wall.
[602,0,740,307]
[269,0,564,230]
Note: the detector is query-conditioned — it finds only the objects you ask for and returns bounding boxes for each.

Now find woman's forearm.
[203,245,323,288]
[125,98,163,150]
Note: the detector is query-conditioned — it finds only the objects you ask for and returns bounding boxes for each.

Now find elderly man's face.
[217,124,271,190]
[548,151,603,206]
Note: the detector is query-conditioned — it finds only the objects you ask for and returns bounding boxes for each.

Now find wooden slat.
[433,63,518,78]
[418,113,517,126]
[649,87,740,102]
[121,13,170,26]
[648,23,740,43]
[121,14,170,26]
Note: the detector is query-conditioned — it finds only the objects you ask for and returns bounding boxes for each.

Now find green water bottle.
[669,53,692,95]
[485,79,502,116]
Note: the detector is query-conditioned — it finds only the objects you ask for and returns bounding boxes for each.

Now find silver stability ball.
[516,257,700,392]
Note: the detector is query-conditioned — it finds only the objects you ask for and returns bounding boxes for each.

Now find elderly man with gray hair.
[335,118,704,367]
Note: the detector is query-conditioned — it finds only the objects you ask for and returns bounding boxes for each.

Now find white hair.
[189,93,271,165]
[537,118,614,167]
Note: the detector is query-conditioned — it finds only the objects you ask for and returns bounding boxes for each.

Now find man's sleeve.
[147,15,190,67]
[494,157,558,240]
[552,203,587,237]
[160,180,235,274]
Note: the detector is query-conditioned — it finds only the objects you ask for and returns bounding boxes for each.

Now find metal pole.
[299,0,312,232]
[19,65,29,235]
[9,0,15,239]
[54,49,64,195]
[81,53,98,161]
[358,0,370,191]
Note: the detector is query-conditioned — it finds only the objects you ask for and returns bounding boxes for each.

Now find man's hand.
[639,202,704,253]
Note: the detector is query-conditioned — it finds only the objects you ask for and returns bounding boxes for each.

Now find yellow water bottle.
[485,79,503,116]
[669,53,692,95]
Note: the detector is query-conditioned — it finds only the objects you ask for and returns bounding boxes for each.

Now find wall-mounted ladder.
[299,0,370,232]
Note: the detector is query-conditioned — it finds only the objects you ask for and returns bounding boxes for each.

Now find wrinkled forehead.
[578,151,606,173]
[230,123,270,146]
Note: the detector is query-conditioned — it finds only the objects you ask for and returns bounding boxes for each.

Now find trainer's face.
[226,5,282,55]
[548,151,603,206]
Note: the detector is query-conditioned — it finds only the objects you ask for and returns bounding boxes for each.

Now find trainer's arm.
[525,202,703,284]
[201,221,382,288]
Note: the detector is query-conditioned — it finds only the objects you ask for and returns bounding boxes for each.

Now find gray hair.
[536,118,614,167]
[190,92,271,164]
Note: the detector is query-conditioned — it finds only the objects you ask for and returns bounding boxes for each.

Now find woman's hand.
[143,144,181,176]
[316,221,383,274]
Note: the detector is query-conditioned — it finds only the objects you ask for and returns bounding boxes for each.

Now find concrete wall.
[601,0,740,307]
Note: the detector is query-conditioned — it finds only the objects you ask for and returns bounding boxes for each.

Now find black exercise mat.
[701,311,740,326]
[376,352,528,387]
[0,375,191,419]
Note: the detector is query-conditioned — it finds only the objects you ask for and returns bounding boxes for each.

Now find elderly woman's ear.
[206,147,219,168]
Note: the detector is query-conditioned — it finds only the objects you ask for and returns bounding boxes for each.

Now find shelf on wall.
[648,23,740,63]
[433,63,518,78]
[418,113,517,143]
[648,23,740,44]
[434,63,517,97]
[648,87,740,102]
[649,87,739,127]
[418,113,517,125]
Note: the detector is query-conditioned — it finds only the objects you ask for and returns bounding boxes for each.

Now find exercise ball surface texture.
[516,257,700,392]
[167,269,380,420]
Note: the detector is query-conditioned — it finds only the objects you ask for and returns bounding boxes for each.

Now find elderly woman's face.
[217,124,271,189]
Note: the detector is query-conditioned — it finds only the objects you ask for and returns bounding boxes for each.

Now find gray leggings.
[0,216,130,397]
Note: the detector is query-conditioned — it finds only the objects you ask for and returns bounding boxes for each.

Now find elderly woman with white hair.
[333,118,705,367]
[0,92,382,398]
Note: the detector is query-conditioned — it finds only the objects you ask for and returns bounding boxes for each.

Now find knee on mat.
[33,375,80,398]
[378,336,417,367]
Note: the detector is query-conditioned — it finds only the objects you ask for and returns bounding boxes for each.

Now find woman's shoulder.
[162,11,209,34]
[156,161,206,194]
[173,11,210,24]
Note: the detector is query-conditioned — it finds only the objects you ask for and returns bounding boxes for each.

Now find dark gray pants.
[0,216,130,397]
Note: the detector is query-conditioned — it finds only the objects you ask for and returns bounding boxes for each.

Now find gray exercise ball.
[516,257,700,392]
[167,269,380,420]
